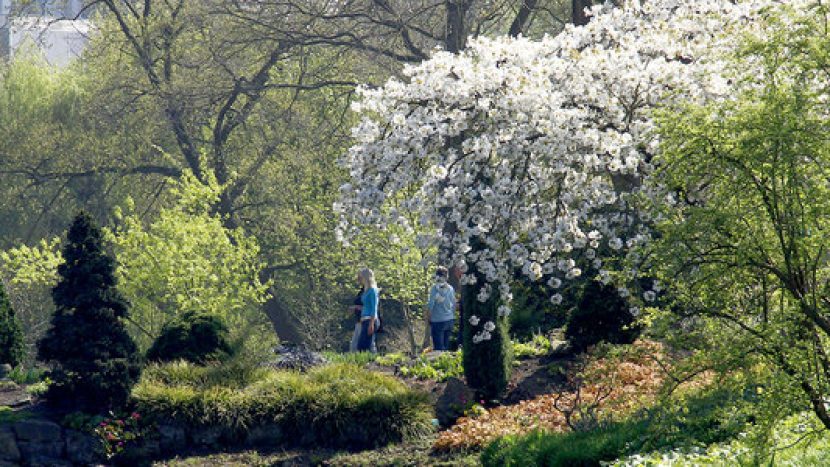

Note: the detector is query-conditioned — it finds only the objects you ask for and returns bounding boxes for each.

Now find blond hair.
[359,267,377,289]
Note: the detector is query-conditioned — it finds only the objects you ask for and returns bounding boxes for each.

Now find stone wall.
[0,418,99,466]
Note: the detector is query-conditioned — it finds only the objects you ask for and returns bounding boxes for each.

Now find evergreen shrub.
[38,212,141,412]
[146,311,234,364]
[566,280,640,354]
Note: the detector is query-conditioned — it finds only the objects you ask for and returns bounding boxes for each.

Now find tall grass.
[132,361,433,449]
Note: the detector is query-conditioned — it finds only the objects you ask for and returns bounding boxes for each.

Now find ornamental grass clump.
[132,361,433,449]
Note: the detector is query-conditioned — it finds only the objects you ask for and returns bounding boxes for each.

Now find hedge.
[132,361,434,449]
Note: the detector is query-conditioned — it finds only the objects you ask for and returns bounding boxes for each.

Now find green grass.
[8,366,45,385]
[133,361,434,449]
[610,411,830,466]
[321,351,377,366]
[481,419,650,467]
[399,351,464,381]
[153,434,481,466]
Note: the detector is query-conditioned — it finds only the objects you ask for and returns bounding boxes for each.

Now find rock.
[65,429,100,464]
[131,438,161,458]
[549,339,573,357]
[245,423,283,447]
[190,426,223,447]
[27,456,72,467]
[157,423,186,454]
[435,377,475,428]
[12,419,62,443]
[263,345,328,372]
[0,427,20,462]
[18,440,64,460]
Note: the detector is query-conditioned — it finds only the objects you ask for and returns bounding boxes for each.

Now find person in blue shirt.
[427,266,456,351]
[356,267,380,352]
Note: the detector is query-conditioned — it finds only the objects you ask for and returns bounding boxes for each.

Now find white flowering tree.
[338,0,780,395]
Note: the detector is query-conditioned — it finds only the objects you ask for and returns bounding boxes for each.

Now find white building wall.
[0,0,90,67]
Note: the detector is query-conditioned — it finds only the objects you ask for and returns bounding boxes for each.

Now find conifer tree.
[38,212,140,411]
[0,281,25,368]
[461,241,512,400]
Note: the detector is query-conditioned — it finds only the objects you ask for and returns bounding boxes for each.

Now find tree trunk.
[445,0,471,53]
[401,303,419,356]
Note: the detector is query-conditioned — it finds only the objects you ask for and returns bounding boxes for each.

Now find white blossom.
[469,315,480,326]
[338,0,791,343]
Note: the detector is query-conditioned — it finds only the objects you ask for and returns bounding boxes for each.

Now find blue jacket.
[428,283,455,322]
[361,287,379,320]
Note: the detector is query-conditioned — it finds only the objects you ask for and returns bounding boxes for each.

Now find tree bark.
[445,0,471,53]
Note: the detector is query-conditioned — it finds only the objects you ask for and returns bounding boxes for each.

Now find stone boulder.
[157,423,186,454]
[0,427,20,462]
[14,419,65,463]
[435,377,475,428]
[245,423,283,447]
[12,419,62,443]
[65,429,100,464]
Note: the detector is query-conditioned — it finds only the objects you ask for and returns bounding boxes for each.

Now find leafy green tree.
[0,281,25,367]
[3,173,273,353]
[647,3,830,430]
[109,171,271,351]
[38,213,140,411]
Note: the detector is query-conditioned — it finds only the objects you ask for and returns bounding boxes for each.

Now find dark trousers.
[357,319,377,352]
[431,320,454,351]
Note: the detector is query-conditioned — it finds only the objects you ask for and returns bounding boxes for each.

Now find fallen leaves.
[433,340,669,451]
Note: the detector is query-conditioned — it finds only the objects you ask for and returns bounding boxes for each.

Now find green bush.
[8,366,45,385]
[462,249,512,400]
[399,351,463,381]
[566,281,640,354]
[0,281,24,367]
[481,420,650,467]
[132,361,434,449]
[38,213,141,412]
[512,335,553,359]
[146,311,234,364]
